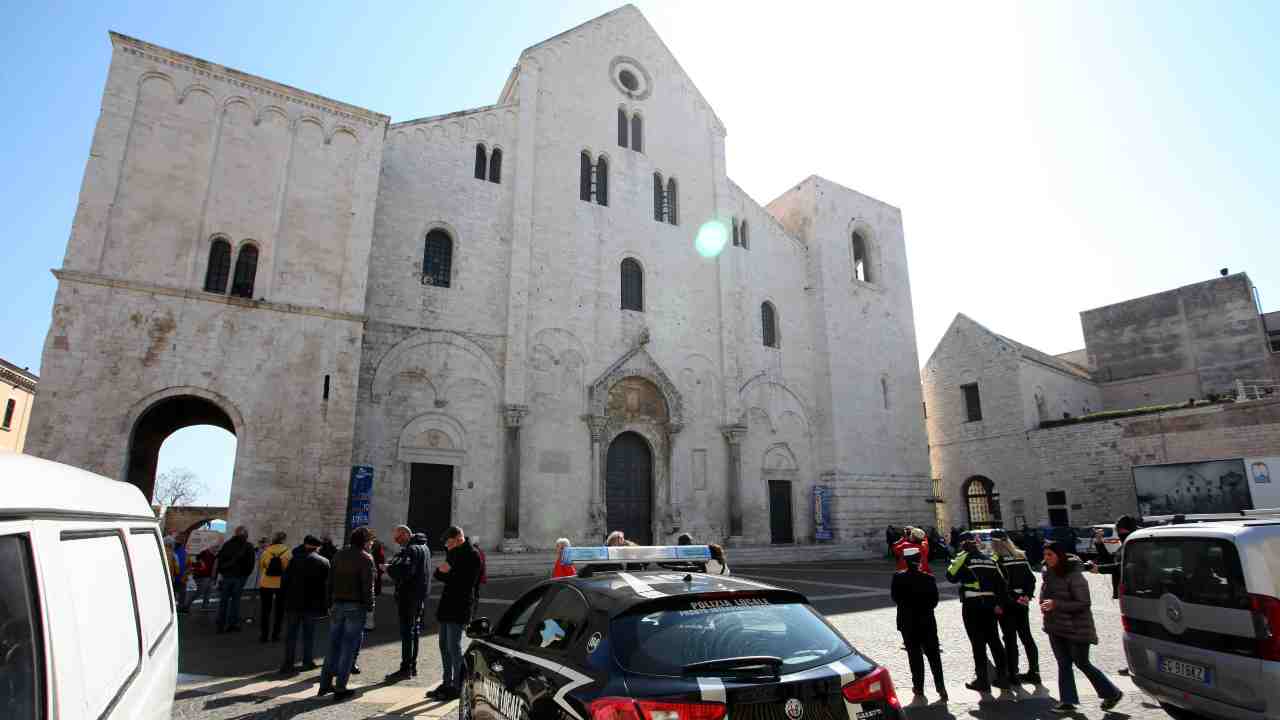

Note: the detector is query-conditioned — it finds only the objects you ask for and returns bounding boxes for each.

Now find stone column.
[721,424,748,538]
[502,404,528,547]
[583,414,608,538]
[667,422,684,529]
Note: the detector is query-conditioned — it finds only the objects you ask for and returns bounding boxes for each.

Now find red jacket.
[551,555,576,578]
[893,538,931,574]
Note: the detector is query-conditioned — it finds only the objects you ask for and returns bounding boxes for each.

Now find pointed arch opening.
[203,238,232,293]
[229,243,258,299]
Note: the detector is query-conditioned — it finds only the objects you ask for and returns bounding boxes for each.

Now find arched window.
[653,172,664,221]
[964,476,1002,529]
[666,177,678,225]
[761,301,779,348]
[595,155,609,206]
[2,399,14,430]
[852,231,871,282]
[618,108,629,148]
[474,144,487,180]
[732,218,740,247]
[580,151,592,202]
[488,147,502,183]
[203,238,232,293]
[631,113,643,153]
[229,244,258,298]
[423,229,453,288]
[740,220,749,249]
[620,258,643,311]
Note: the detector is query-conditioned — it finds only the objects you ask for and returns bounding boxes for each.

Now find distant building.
[924,273,1280,529]
[0,358,37,453]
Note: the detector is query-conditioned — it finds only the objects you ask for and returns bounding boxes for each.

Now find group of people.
[164,522,486,704]
[548,530,731,577]
[890,515,1138,714]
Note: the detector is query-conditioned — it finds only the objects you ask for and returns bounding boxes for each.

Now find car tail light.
[842,667,901,709]
[1120,614,1132,632]
[590,698,726,720]
[1117,582,1126,597]
[1249,593,1280,661]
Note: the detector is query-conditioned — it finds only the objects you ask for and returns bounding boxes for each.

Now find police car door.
[472,586,552,720]
[521,586,592,720]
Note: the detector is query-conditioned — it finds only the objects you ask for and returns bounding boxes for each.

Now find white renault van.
[0,453,177,719]
[1120,513,1280,719]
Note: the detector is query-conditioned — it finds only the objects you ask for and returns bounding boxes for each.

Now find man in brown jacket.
[318,527,375,702]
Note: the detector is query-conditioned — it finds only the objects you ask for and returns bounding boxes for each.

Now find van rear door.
[1121,536,1263,712]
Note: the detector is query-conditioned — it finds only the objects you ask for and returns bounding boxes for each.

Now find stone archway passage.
[606,431,653,545]
[964,475,1002,529]
[126,395,235,502]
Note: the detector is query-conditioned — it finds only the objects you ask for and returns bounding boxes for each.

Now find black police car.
[459,546,904,720]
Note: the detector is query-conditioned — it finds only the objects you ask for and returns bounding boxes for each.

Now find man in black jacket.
[428,525,482,700]
[215,526,256,633]
[384,525,432,682]
[891,547,947,701]
[946,536,1010,694]
[279,535,329,674]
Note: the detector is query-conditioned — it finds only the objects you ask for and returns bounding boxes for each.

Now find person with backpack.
[215,526,256,633]
[186,546,217,612]
[384,525,432,682]
[257,531,291,642]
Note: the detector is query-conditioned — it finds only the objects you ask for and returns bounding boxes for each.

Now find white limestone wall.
[1018,360,1103,429]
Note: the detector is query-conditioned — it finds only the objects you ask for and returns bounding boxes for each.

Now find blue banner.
[347,465,374,532]
[813,485,833,541]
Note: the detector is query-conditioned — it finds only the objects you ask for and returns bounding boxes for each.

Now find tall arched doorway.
[606,432,653,545]
[126,395,236,503]
[964,475,1002,529]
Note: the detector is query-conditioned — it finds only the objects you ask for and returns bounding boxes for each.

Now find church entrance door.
[408,463,453,553]
[769,480,794,544]
[605,432,653,545]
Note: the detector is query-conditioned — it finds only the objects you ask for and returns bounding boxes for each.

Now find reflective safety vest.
[995,554,1037,601]
[946,550,1007,607]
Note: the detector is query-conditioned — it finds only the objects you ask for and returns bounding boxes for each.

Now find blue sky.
[4,2,1277,505]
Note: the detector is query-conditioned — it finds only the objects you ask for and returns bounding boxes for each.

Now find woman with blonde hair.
[991,531,1040,684]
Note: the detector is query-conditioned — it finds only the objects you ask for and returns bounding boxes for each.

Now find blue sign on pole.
[813,485,833,541]
[347,465,375,534]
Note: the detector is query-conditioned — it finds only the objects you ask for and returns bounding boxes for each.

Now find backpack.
[265,549,285,577]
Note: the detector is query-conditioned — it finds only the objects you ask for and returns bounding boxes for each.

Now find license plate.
[1159,656,1210,684]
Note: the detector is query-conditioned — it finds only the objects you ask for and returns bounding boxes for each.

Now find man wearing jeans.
[214,526,255,633]
[318,527,375,702]
[428,525,482,700]
[384,525,431,682]
[279,535,329,674]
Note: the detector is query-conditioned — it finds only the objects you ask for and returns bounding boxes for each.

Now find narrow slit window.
[2,399,14,429]
[203,238,232,293]
[323,375,330,401]
[229,244,258,298]
[740,221,749,249]
[852,231,871,282]
[488,147,502,183]
[732,219,740,247]
[631,113,643,153]
[761,302,779,348]
[653,173,664,221]
[595,156,609,206]
[580,151,592,202]
[474,144,487,180]
[618,108,629,148]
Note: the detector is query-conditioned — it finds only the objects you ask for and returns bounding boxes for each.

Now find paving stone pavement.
[172,560,1184,719]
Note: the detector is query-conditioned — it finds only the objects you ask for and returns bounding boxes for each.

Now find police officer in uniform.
[891,546,947,702]
[990,530,1040,684]
[946,534,1010,693]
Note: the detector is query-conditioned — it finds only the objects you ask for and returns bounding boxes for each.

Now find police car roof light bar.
[561,544,712,565]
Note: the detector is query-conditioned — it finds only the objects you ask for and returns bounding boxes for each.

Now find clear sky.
[3,2,1277,505]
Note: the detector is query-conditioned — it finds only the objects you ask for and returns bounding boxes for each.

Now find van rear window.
[1123,538,1250,609]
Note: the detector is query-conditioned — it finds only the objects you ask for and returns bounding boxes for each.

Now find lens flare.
[694,220,729,258]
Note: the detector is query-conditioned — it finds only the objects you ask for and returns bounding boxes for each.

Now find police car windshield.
[610,596,855,677]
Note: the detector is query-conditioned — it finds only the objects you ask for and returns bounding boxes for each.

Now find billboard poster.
[1132,459,1250,516]
[812,485,833,541]
[346,465,375,534]
[1245,457,1280,510]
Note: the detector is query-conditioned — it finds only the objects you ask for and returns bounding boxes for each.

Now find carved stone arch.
[371,330,501,403]
[847,217,879,284]
[179,83,217,108]
[763,442,799,473]
[222,95,255,117]
[257,104,288,127]
[588,346,685,430]
[136,71,177,100]
[738,374,812,432]
[327,124,360,146]
[398,411,468,466]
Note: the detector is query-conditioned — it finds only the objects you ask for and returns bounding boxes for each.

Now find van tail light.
[842,667,901,709]
[590,698,726,720]
[1249,593,1280,661]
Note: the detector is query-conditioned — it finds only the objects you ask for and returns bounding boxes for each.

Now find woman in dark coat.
[1040,541,1123,713]
[890,547,946,701]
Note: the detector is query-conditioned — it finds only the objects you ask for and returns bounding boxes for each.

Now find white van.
[0,453,177,719]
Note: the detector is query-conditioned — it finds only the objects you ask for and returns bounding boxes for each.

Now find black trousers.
[258,588,285,640]
[901,626,945,694]
[961,603,1007,687]
[998,602,1040,676]
[397,593,426,670]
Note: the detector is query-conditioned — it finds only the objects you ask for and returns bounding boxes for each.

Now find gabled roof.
[928,313,1092,381]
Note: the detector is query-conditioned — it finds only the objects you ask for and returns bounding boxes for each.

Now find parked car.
[1088,524,1122,558]
[1073,526,1097,557]
[1120,514,1280,720]
[0,453,178,719]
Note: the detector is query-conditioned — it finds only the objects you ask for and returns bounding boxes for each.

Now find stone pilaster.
[502,404,529,549]
[721,424,748,537]
[583,414,609,539]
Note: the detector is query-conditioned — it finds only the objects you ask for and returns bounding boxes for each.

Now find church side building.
[27,5,932,553]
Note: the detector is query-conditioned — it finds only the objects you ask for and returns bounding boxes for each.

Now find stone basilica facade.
[27,5,933,552]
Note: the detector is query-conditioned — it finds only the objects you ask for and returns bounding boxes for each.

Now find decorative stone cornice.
[0,364,37,393]
[52,269,367,324]
[503,404,529,428]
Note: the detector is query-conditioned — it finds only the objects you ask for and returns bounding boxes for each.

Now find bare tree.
[153,467,207,507]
